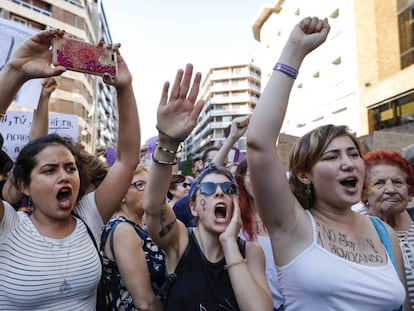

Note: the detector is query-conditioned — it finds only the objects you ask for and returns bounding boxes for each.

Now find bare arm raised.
[94,44,141,223]
[0,29,66,115]
[247,17,330,262]
[0,29,66,223]
[143,64,204,267]
[213,115,250,166]
[29,77,57,141]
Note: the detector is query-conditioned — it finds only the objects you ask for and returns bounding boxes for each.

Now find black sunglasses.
[174,182,191,188]
[197,182,237,196]
[131,180,146,191]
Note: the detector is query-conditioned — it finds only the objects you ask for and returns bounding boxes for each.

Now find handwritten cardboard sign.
[277,133,299,171]
[0,17,42,109]
[372,131,414,153]
[0,111,78,160]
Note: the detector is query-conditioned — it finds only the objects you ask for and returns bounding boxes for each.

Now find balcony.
[64,0,84,8]
[210,68,251,80]
[11,0,52,16]
[210,95,258,105]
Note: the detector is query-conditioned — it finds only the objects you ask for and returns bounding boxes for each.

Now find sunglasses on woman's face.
[197,181,237,196]
[176,182,191,188]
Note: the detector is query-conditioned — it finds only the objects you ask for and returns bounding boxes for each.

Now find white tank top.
[278,210,405,311]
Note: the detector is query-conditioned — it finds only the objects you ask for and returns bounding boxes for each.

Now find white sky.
[103,0,270,142]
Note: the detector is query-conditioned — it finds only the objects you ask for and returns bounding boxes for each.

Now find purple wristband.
[273,63,298,79]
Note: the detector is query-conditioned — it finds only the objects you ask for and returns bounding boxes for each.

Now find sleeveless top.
[100,216,166,310]
[164,229,246,311]
[278,210,405,311]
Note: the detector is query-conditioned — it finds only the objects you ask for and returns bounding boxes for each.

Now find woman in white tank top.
[247,17,410,310]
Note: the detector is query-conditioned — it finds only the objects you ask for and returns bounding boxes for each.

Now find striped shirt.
[0,192,104,311]
[396,221,414,310]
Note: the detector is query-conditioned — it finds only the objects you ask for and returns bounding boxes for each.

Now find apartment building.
[253,0,360,137]
[252,0,414,139]
[0,0,118,150]
[183,62,261,160]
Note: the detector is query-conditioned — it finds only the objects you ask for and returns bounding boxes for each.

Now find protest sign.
[0,111,78,160]
[0,18,42,109]
[277,133,299,171]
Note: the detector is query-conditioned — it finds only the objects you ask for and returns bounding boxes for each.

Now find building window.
[11,15,28,25]
[367,90,414,131]
[398,0,414,68]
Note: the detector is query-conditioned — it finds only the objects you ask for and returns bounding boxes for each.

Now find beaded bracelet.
[224,258,247,270]
[151,153,177,166]
[156,124,183,143]
[156,140,180,155]
[273,62,298,79]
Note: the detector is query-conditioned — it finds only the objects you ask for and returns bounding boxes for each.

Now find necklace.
[31,216,73,295]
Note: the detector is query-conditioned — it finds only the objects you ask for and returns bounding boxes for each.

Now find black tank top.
[164,229,246,311]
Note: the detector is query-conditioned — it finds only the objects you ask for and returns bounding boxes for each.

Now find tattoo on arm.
[159,220,176,237]
[159,207,176,237]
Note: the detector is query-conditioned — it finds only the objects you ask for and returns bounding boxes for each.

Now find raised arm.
[247,18,330,234]
[29,77,57,141]
[0,29,66,115]
[0,29,66,223]
[143,64,204,259]
[2,77,58,210]
[213,115,250,166]
[94,44,140,223]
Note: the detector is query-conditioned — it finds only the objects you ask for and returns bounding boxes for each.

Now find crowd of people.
[1,16,414,311]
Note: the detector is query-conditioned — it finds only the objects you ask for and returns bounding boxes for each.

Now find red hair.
[363,150,414,195]
[235,161,256,241]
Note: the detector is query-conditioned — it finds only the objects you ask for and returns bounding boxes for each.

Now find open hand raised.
[156,64,205,143]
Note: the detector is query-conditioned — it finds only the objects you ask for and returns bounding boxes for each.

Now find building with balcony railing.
[253,0,414,140]
[0,0,118,151]
[183,62,261,160]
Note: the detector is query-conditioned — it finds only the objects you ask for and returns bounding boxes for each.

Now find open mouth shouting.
[56,186,73,210]
[214,202,229,223]
[339,176,358,192]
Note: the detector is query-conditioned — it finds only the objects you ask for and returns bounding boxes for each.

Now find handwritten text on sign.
[0,111,78,160]
[0,17,42,109]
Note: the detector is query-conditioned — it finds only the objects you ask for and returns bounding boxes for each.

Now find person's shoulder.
[173,195,190,211]
[407,207,414,221]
